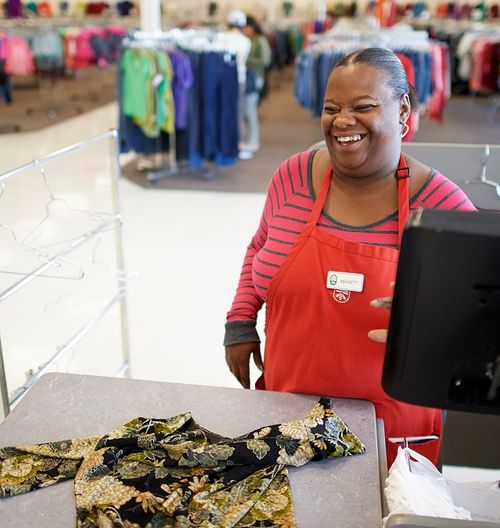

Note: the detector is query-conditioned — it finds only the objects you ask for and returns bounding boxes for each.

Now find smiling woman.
[223,47,476,470]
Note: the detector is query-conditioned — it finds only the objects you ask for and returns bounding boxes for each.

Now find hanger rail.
[0,215,121,303]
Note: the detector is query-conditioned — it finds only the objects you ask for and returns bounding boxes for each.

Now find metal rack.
[0,130,130,419]
[310,141,500,211]
[401,142,500,211]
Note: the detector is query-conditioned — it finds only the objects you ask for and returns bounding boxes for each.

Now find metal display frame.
[0,129,130,419]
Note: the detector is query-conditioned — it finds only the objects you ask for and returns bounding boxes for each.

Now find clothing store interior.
[0,0,500,526]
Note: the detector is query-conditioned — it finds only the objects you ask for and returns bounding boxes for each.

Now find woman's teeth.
[336,135,362,144]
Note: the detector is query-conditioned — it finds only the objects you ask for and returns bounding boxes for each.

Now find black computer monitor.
[382,208,500,415]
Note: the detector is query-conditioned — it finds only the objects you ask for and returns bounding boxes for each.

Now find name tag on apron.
[326,271,364,292]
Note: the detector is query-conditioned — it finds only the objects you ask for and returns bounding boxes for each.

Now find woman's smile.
[333,133,367,149]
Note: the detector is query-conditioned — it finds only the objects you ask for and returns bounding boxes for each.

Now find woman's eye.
[323,107,339,114]
[355,104,377,111]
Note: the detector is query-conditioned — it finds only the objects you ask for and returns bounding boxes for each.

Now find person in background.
[224,48,476,468]
[218,10,251,157]
[239,15,272,160]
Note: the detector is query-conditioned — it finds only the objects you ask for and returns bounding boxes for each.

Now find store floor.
[0,66,118,133]
[0,79,499,483]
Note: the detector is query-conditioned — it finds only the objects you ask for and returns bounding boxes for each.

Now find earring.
[401,122,410,139]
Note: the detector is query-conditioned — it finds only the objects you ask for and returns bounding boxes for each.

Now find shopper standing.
[239,15,272,159]
[224,48,476,468]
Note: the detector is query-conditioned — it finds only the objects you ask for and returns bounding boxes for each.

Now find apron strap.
[308,165,332,227]
[396,153,410,245]
[310,153,411,242]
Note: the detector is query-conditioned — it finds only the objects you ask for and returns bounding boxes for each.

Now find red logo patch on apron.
[333,289,350,303]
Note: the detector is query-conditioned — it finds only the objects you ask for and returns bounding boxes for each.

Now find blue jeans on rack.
[201,51,238,166]
[184,50,204,169]
[0,80,12,104]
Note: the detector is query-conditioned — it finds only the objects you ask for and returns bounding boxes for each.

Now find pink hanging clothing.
[4,36,35,76]
[469,38,500,94]
[426,41,448,121]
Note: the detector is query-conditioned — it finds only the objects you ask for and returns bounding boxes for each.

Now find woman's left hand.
[368,282,394,343]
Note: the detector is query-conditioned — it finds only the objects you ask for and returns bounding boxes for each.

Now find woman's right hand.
[225,342,263,389]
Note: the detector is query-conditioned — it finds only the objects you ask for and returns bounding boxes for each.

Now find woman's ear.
[399,93,411,123]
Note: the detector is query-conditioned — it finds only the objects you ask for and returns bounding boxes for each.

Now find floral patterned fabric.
[0,398,365,527]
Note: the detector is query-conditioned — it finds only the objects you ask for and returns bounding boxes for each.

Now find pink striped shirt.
[225,149,475,342]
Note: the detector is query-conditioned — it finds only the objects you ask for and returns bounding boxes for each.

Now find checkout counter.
[0,372,383,527]
[0,372,498,527]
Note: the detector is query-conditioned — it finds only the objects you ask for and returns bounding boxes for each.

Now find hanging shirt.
[0,398,364,527]
[4,36,35,76]
[121,49,151,121]
[131,50,175,138]
[168,49,194,130]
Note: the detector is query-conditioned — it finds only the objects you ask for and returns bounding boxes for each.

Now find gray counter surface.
[0,373,382,527]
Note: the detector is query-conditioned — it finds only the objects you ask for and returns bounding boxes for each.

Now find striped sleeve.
[414,171,476,211]
[224,153,309,345]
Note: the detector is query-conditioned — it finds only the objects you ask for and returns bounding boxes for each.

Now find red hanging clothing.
[257,154,442,469]
[426,41,448,121]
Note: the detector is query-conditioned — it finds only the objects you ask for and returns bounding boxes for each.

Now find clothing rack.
[121,32,179,181]
[0,130,130,419]
[404,18,500,97]
[294,24,436,119]
[0,23,126,124]
[308,20,430,50]
[119,29,241,182]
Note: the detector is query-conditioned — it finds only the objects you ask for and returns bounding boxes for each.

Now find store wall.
[443,412,500,469]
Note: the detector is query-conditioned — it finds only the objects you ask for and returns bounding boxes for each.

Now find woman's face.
[321,63,410,178]
[243,25,254,37]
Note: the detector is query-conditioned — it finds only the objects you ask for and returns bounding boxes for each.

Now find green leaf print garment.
[0,398,365,527]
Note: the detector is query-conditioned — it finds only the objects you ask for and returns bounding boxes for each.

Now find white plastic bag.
[384,446,472,525]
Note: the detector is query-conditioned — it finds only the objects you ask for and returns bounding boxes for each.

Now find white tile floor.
[0,102,498,486]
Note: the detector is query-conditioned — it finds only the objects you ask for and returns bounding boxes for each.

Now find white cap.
[226,10,247,27]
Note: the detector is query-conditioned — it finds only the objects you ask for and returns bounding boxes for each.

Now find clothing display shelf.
[0,15,141,31]
[0,130,130,420]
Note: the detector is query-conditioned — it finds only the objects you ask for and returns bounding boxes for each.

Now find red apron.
[257,154,442,468]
